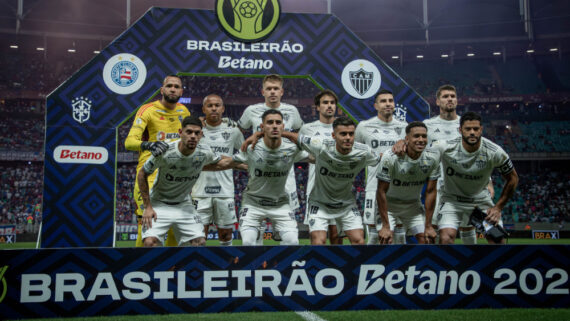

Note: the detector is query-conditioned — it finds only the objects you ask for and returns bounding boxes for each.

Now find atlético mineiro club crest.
[72,96,92,123]
[349,68,373,96]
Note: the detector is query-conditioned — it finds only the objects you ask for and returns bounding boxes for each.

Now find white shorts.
[238,196,298,234]
[141,200,204,245]
[286,171,300,211]
[194,197,237,227]
[362,191,377,225]
[437,196,501,230]
[304,197,336,226]
[306,201,362,233]
[376,200,425,235]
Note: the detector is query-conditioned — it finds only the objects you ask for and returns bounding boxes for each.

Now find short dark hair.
[460,111,482,127]
[163,74,182,85]
[181,115,203,129]
[263,74,283,87]
[332,116,355,129]
[261,109,283,122]
[314,89,338,106]
[436,84,457,99]
[406,121,427,134]
[374,89,394,102]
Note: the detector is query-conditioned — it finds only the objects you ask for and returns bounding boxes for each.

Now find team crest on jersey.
[71,96,92,123]
[476,159,486,169]
[222,131,230,141]
[394,127,403,136]
[283,114,290,122]
[102,53,147,95]
[394,103,407,122]
[420,164,430,174]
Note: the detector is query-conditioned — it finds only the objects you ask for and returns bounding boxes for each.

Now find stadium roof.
[1,0,568,60]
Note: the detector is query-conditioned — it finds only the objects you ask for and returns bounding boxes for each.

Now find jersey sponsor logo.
[71,97,92,124]
[445,167,483,181]
[341,59,381,99]
[102,53,146,95]
[54,145,108,164]
[319,167,355,179]
[211,146,231,153]
[156,131,180,141]
[371,140,396,148]
[165,173,200,182]
[215,0,281,43]
[392,179,425,187]
[254,169,288,177]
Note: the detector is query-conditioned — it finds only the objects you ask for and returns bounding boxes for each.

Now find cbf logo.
[215,0,281,42]
[72,96,92,123]
[103,53,147,95]
[394,103,408,122]
[341,59,381,99]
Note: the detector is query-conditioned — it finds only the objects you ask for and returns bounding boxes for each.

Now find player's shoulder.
[481,137,502,153]
[136,101,160,117]
[174,103,190,114]
[381,149,397,161]
[423,115,440,124]
[391,118,408,127]
[279,102,298,110]
[245,102,266,110]
[353,141,370,152]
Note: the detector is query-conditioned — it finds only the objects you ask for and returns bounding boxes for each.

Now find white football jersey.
[433,137,514,200]
[376,149,441,202]
[233,139,308,204]
[424,115,460,146]
[298,120,334,196]
[299,134,379,207]
[237,102,303,133]
[355,117,407,192]
[192,123,244,198]
[143,141,220,204]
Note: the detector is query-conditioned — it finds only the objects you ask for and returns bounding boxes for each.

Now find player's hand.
[141,141,169,157]
[485,207,502,225]
[392,139,407,156]
[222,117,238,128]
[378,226,393,244]
[141,208,157,229]
[424,224,437,244]
[241,132,263,152]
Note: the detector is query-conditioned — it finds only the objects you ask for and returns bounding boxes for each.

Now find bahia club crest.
[215,0,281,42]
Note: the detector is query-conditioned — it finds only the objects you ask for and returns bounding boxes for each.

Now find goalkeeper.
[125,75,190,247]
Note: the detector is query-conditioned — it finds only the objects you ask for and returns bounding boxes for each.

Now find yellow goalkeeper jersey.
[125,100,191,170]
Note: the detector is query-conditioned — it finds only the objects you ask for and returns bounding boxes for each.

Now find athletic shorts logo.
[341,59,381,99]
[72,96,92,124]
[103,53,147,95]
[215,0,281,42]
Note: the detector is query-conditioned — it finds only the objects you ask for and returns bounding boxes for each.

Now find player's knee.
[280,231,298,245]
[310,232,326,245]
[415,233,426,244]
[218,228,233,242]
[143,237,159,247]
[191,237,206,246]
[439,230,456,244]
[240,228,258,246]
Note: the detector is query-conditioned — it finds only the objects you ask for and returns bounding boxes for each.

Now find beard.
[462,134,481,146]
[164,94,180,104]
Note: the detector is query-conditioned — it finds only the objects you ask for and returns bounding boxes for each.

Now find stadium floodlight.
[36,47,45,51]
[68,49,76,53]
[93,50,101,54]
[549,48,558,52]
[493,52,501,56]
[526,49,535,53]
[10,45,18,49]
[441,54,449,58]
[467,53,475,57]
[391,56,399,59]
[416,55,424,59]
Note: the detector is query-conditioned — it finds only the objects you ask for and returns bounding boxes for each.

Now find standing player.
[355,89,407,244]
[283,116,379,245]
[237,74,304,242]
[298,90,343,244]
[125,75,189,247]
[233,109,310,246]
[138,116,240,247]
[192,95,244,246]
[423,84,494,244]
[376,122,440,244]
[431,112,518,244]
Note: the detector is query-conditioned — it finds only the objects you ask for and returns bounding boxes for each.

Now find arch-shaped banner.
[43,7,429,247]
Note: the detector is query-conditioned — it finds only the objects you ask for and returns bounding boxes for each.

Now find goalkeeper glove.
[141,141,169,157]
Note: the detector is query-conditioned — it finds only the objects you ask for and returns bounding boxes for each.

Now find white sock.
[219,240,232,246]
[280,231,299,245]
[460,229,477,245]
[241,228,258,246]
[367,226,379,245]
[394,226,407,244]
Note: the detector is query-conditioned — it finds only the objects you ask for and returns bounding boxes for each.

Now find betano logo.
[215,0,281,43]
[0,265,8,303]
[54,145,108,165]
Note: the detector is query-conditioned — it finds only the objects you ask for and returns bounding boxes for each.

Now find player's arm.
[202,156,247,171]
[487,179,495,199]
[137,167,156,229]
[486,169,518,225]
[125,111,169,156]
[281,131,299,144]
[376,180,393,244]
[240,131,263,152]
[424,179,438,243]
